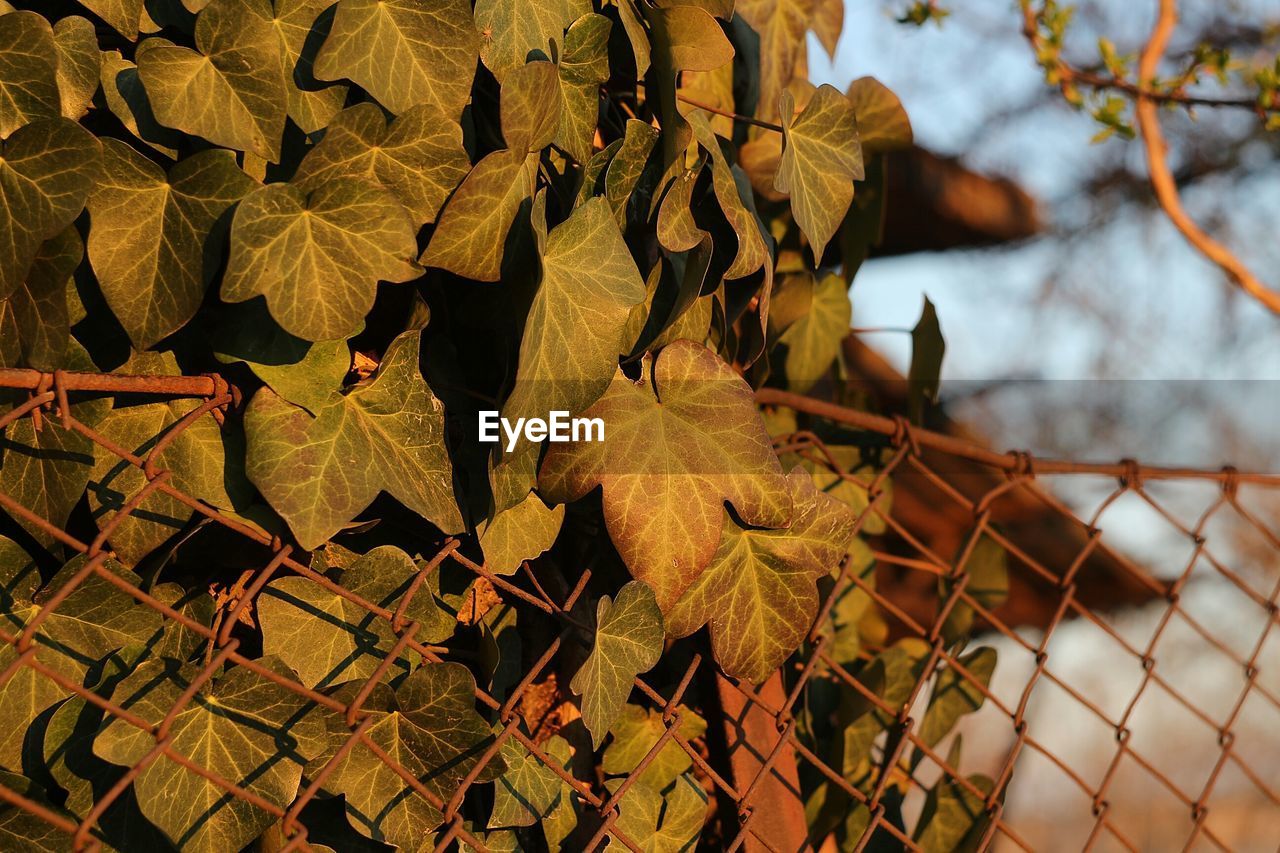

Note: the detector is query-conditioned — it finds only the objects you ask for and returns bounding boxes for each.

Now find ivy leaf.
[488,733,565,828]
[491,196,647,506]
[474,0,589,82]
[776,83,864,263]
[687,110,771,279]
[605,119,660,224]
[268,0,348,133]
[736,0,812,123]
[607,773,708,853]
[95,657,326,853]
[940,535,1007,643]
[847,76,913,154]
[0,226,79,370]
[908,295,945,423]
[52,17,100,121]
[87,351,254,566]
[0,340,108,548]
[315,0,478,120]
[88,141,257,349]
[602,705,707,791]
[668,471,855,683]
[244,330,463,550]
[803,446,890,535]
[812,0,844,59]
[478,491,565,575]
[501,60,561,152]
[541,340,792,611]
[774,271,851,392]
[136,0,288,160]
[914,769,994,852]
[0,548,163,770]
[0,12,60,137]
[308,664,504,848]
[0,118,100,302]
[211,301,352,415]
[98,50,181,159]
[258,544,455,689]
[571,581,664,748]
[420,149,537,282]
[77,0,145,39]
[540,736,578,848]
[919,647,997,747]
[295,102,471,226]
[555,13,611,163]
[223,178,420,342]
[647,3,735,165]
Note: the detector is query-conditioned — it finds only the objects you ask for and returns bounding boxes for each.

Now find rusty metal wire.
[0,369,1277,852]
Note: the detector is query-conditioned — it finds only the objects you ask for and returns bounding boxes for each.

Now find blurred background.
[803,1,1280,848]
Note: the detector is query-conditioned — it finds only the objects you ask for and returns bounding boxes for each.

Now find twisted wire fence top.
[0,367,1277,852]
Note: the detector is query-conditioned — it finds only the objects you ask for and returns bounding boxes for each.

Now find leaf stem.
[609,83,786,134]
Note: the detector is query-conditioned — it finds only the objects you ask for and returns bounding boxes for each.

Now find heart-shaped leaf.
[223,178,420,342]
[474,0,589,82]
[540,340,792,611]
[315,0,478,119]
[500,60,561,153]
[89,140,257,348]
[244,330,463,550]
[607,772,707,852]
[602,704,707,790]
[269,0,348,133]
[847,76,913,154]
[53,16,100,120]
[0,118,99,301]
[136,0,287,160]
[479,491,565,575]
[294,102,470,226]
[776,83,865,262]
[571,581,664,747]
[774,271,851,391]
[667,471,856,684]
[0,226,78,370]
[0,12,60,137]
[554,13,611,162]
[76,0,145,39]
[736,0,813,122]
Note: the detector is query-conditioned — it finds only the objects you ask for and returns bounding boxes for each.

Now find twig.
[610,82,786,133]
[1134,0,1280,315]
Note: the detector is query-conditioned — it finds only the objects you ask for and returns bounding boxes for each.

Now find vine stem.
[613,81,786,133]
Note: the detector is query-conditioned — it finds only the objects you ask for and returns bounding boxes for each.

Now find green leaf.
[919,647,997,747]
[223,178,421,342]
[307,664,504,848]
[914,770,993,852]
[776,83,864,262]
[774,271,851,392]
[0,118,100,302]
[52,17,100,121]
[244,330,463,550]
[803,446,890,535]
[542,340,792,611]
[474,0,589,82]
[420,149,537,282]
[268,0,349,133]
[88,141,257,349]
[77,0,145,39]
[847,76,913,154]
[0,549,163,770]
[687,110,770,279]
[491,196,647,505]
[812,0,844,59]
[602,704,706,790]
[736,0,812,122]
[211,301,352,415]
[258,544,454,688]
[137,0,288,160]
[554,13,611,163]
[668,471,855,683]
[95,657,326,853]
[0,12,60,137]
[500,60,562,152]
[488,733,565,828]
[478,491,565,575]
[908,295,945,423]
[571,581,664,748]
[295,102,471,226]
[0,226,79,370]
[605,119,660,223]
[98,50,181,159]
[87,351,253,565]
[941,534,1007,642]
[647,3,735,165]
[315,0,478,119]
[539,736,577,847]
[607,772,708,852]
[0,340,107,547]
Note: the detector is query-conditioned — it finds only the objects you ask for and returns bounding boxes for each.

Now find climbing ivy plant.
[0,0,999,850]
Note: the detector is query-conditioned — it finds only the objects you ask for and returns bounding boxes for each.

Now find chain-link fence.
[0,367,1277,851]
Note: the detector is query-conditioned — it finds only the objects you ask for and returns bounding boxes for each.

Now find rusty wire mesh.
[0,366,1277,852]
